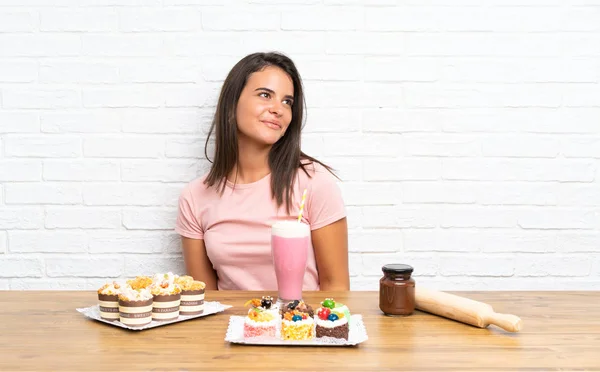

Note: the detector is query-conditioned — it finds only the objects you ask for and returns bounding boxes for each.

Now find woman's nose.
[269,101,283,116]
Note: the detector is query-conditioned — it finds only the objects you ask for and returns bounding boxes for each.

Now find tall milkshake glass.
[271,221,310,307]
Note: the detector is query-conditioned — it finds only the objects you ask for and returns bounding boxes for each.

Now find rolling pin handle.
[487,312,523,333]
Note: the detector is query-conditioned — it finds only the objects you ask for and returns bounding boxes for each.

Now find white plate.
[224,314,368,346]
[76,301,232,331]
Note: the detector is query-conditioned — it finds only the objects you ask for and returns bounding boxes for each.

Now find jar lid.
[382,264,414,275]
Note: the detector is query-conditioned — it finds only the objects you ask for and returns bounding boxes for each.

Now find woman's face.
[235,66,294,147]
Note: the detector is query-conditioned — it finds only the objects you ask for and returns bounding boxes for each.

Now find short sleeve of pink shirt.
[303,165,346,231]
[176,185,204,239]
[174,162,346,291]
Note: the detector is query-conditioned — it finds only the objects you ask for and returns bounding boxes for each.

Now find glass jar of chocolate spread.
[379,264,415,316]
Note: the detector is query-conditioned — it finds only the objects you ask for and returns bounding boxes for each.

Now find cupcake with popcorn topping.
[150,277,182,321]
[175,275,206,315]
[315,298,349,340]
[97,281,122,321]
[126,276,153,290]
[243,297,277,339]
[118,286,153,327]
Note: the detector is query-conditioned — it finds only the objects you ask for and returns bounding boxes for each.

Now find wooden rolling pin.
[415,287,522,332]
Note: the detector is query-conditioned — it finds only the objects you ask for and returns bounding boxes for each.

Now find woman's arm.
[311,217,350,291]
[181,237,218,290]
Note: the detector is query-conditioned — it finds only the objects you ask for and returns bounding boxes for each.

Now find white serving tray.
[77,301,231,331]
[224,314,368,346]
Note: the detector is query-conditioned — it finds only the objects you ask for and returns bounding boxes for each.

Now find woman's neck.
[228,138,271,184]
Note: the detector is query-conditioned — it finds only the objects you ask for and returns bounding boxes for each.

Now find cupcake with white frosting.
[150,278,182,321]
[174,275,206,315]
[152,272,177,285]
[118,286,153,327]
[97,281,122,321]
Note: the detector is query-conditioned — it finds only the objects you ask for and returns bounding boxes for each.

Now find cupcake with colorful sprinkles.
[118,286,153,327]
[243,296,277,338]
[97,281,122,321]
[281,300,314,341]
[315,298,349,340]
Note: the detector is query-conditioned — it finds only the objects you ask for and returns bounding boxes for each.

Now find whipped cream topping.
[150,281,182,296]
[98,281,123,295]
[244,317,278,327]
[282,317,314,326]
[315,316,348,328]
[271,220,310,238]
[152,272,176,285]
[119,286,153,302]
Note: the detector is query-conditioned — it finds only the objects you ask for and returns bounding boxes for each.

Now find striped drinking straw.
[297,188,307,222]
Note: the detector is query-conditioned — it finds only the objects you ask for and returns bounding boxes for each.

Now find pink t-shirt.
[175,162,346,291]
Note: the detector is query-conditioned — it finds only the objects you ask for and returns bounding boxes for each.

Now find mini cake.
[118,286,153,327]
[332,300,352,326]
[315,298,349,340]
[243,297,277,338]
[97,281,122,321]
[175,275,206,316]
[281,300,314,341]
[150,279,182,321]
[126,276,153,290]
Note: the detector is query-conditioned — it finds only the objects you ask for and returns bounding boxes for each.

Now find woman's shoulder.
[298,160,346,226]
[300,160,335,176]
[298,161,339,188]
[180,173,213,201]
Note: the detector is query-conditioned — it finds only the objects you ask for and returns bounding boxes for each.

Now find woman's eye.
[283,99,293,106]
[259,92,270,98]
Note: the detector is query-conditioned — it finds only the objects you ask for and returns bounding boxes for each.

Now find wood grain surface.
[0,290,598,371]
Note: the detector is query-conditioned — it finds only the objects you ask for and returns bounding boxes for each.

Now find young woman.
[175,52,349,291]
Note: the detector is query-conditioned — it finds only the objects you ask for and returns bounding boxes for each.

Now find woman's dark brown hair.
[204,51,336,213]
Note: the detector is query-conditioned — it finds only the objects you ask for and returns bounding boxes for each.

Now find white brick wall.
[1,1,599,291]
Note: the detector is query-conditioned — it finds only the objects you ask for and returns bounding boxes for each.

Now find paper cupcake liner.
[180,293,204,315]
[119,298,153,327]
[98,293,119,320]
[152,293,181,321]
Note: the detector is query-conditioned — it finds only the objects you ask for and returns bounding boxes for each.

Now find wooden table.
[0,290,598,371]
